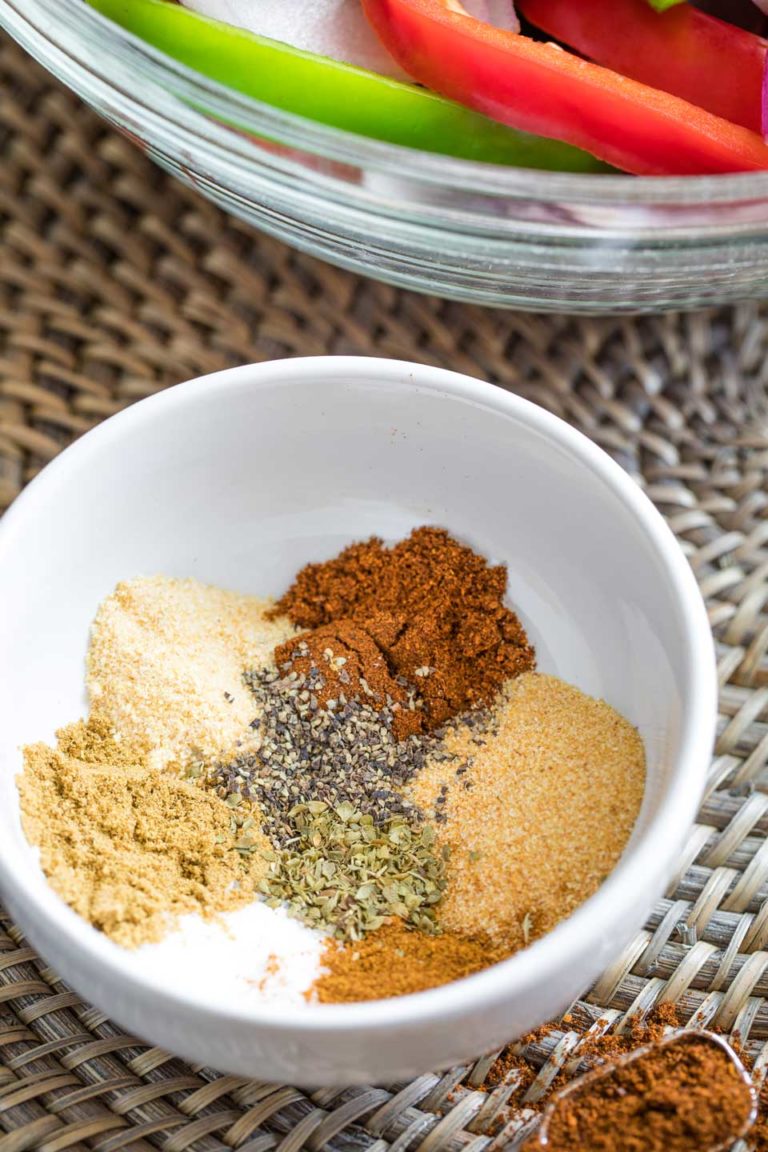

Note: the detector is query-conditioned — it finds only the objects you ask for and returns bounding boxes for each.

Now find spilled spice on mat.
[481,1006,681,1110]
[539,1033,755,1152]
[481,1047,538,1097]
[311,918,512,1002]
[18,718,270,947]
[564,1003,681,1074]
[271,526,535,731]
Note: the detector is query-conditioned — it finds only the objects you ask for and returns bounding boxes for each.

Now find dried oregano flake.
[261,802,446,941]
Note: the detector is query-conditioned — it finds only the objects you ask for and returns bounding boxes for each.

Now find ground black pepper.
[273,620,422,740]
[211,640,439,845]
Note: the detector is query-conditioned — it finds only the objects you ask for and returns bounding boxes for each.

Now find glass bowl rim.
[8,0,768,206]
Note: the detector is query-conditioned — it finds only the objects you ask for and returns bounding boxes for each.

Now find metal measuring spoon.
[530,1029,757,1151]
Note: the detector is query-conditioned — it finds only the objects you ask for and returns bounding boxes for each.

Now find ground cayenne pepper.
[272,526,535,731]
[311,918,512,1002]
[535,1031,756,1152]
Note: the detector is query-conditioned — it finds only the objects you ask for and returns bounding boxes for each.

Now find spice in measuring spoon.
[533,1030,757,1152]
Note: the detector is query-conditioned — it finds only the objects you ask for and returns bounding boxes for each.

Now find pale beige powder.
[87,576,296,767]
[410,673,645,948]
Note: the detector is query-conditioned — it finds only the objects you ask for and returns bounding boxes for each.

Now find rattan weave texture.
[3,30,768,1152]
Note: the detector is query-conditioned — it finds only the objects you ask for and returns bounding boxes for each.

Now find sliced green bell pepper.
[86,0,609,170]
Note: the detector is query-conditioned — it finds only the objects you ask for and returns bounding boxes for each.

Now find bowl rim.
[5,0,768,207]
[0,355,718,1032]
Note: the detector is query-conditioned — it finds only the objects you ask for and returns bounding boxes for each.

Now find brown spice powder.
[476,1010,759,1152]
[311,919,512,1002]
[272,526,535,732]
[273,619,422,740]
[539,1034,755,1152]
[560,1003,681,1075]
[483,1007,681,1104]
[753,1080,768,1151]
[18,718,270,947]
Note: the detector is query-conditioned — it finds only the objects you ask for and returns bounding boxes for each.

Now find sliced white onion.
[462,0,520,33]
[180,0,411,78]
[180,0,520,80]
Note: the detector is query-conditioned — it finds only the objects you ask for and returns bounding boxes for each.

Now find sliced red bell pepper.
[519,0,767,134]
[361,0,768,174]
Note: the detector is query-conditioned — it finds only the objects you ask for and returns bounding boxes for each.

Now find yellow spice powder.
[18,718,271,947]
[410,673,646,947]
[87,575,296,768]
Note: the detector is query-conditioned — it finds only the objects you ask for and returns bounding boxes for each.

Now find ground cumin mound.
[312,919,512,1002]
[272,526,535,732]
[18,718,270,947]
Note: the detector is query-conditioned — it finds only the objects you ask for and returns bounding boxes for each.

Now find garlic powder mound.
[410,672,646,947]
[87,576,297,768]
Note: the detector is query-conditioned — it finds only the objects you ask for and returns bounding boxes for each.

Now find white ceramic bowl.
[0,356,715,1085]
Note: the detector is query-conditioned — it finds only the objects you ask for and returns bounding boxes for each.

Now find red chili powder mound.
[273,620,422,740]
[271,526,535,732]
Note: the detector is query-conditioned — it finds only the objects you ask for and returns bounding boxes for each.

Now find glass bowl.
[4,0,768,312]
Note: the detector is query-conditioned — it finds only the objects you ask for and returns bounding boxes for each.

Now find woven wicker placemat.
[4,29,768,1152]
